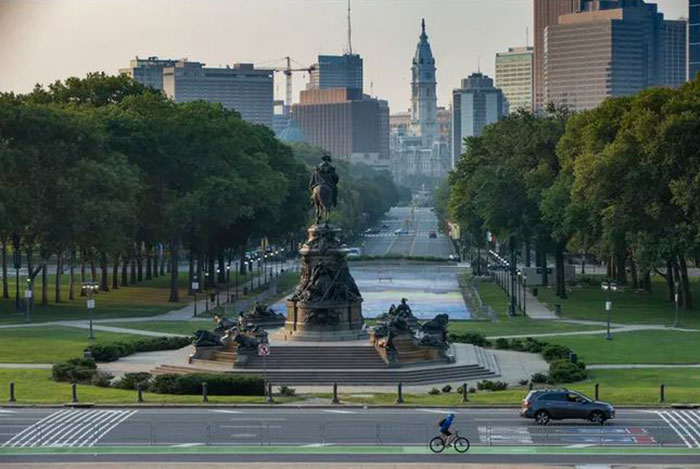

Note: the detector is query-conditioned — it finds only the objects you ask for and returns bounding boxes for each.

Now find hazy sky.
[0,0,689,112]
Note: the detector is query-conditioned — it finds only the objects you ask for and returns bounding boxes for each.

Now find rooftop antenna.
[477,56,481,74]
[346,0,353,55]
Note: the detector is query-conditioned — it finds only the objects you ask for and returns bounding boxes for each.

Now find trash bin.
[532,287,538,297]
[569,352,578,364]
[555,304,561,316]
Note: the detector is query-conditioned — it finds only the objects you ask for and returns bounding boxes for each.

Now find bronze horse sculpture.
[311,178,334,224]
[309,154,338,224]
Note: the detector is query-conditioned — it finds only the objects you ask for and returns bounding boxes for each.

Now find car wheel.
[534,410,550,425]
[589,411,606,425]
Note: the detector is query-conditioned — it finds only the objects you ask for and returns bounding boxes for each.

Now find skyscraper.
[308,54,363,94]
[452,73,506,167]
[495,47,534,113]
[534,0,582,111]
[545,0,687,112]
[119,56,178,91]
[691,0,700,80]
[162,61,274,127]
[410,19,438,146]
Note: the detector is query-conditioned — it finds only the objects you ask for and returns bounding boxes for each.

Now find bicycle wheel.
[429,436,445,453]
[453,436,470,453]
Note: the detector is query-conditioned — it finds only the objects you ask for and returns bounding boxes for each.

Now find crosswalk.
[655,410,700,448]
[1,409,137,448]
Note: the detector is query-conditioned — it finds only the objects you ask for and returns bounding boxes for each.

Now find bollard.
[331,382,339,404]
[266,383,274,404]
[202,382,208,403]
[461,382,468,403]
[9,381,15,403]
[137,384,144,403]
[71,383,78,403]
[595,383,599,400]
[396,382,404,404]
[660,383,665,403]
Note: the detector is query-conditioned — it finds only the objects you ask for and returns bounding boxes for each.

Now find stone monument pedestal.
[282,223,366,342]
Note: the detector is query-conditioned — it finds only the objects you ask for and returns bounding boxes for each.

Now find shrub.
[518,379,529,386]
[448,332,491,347]
[84,336,193,362]
[530,372,548,384]
[428,388,440,395]
[542,344,572,362]
[84,344,121,362]
[52,358,97,383]
[442,385,452,393]
[494,338,510,349]
[150,373,264,396]
[509,338,525,351]
[278,385,296,397]
[523,337,545,353]
[91,371,114,387]
[476,379,508,391]
[548,359,587,383]
[115,372,153,390]
[469,387,476,394]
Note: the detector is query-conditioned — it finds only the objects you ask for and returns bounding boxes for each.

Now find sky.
[0,0,689,113]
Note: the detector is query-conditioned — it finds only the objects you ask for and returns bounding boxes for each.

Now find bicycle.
[429,430,470,453]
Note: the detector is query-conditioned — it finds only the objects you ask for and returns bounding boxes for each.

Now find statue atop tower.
[410,18,438,146]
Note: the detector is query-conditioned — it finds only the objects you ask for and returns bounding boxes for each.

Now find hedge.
[448,332,491,347]
[85,336,192,362]
[149,373,264,396]
[52,357,97,383]
[549,359,587,383]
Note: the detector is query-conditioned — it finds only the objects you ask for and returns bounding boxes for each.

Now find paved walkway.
[489,323,700,340]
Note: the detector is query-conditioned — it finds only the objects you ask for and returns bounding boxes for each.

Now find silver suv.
[520,389,615,425]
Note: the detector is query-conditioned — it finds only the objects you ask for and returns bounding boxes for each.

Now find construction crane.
[269,57,315,107]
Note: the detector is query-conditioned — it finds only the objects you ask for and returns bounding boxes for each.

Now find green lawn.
[536,275,700,328]
[544,329,700,364]
[449,319,602,338]
[107,320,212,335]
[0,369,298,404]
[0,326,147,364]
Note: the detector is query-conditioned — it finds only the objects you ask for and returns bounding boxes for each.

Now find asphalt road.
[361,207,456,259]
[1,406,700,464]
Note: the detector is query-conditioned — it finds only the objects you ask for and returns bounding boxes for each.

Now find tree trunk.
[160,245,167,275]
[679,255,693,310]
[525,239,531,267]
[145,244,153,281]
[152,246,159,279]
[80,250,86,284]
[188,250,194,295]
[90,259,97,283]
[26,245,33,281]
[99,254,109,292]
[55,251,62,303]
[555,244,567,299]
[196,251,203,292]
[41,264,48,306]
[112,256,119,290]
[218,254,226,283]
[581,251,586,274]
[121,255,128,287]
[665,259,676,302]
[630,257,638,290]
[130,250,137,285]
[69,249,75,300]
[169,239,180,302]
[1,237,8,299]
[137,248,143,282]
[540,248,548,286]
[641,269,652,293]
[615,250,627,285]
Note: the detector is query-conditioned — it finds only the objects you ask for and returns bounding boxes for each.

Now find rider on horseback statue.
[309,153,339,224]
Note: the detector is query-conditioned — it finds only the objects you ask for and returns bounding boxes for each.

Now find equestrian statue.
[309,153,339,224]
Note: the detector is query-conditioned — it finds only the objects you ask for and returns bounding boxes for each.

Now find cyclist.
[436,413,456,446]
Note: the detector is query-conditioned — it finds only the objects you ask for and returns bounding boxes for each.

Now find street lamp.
[204,272,210,313]
[673,281,680,328]
[25,278,32,323]
[81,282,99,340]
[601,280,617,340]
[226,265,231,305]
[522,274,527,317]
[192,276,199,318]
[215,268,221,307]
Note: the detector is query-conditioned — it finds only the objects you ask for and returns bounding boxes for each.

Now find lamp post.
[235,259,240,302]
[522,274,527,316]
[601,280,617,340]
[204,271,210,313]
[13,238,20,313]
[673,281,680,328]
[215,268,220,307]
[82,282,98,340]
[226,265,231,304]
[192,276,199,317]
[24,278,32,323]
[516,271,521,312]
[508,237,517,317]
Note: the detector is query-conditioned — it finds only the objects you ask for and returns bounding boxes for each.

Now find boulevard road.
[1,406,700,465]
[362,206,456,259]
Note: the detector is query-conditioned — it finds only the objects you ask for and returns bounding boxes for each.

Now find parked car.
[394,228,409,235]
[429,230,437,238]
[364,228,380,235]
[520,389,615,425]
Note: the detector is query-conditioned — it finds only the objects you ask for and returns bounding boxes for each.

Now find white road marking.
[415,409,452,414]
[322,409,356,414]
[478,426,532,445]
[207,410,243,414]
[1,410,137,448]
[171,443,204,447]
[656,410,700,448]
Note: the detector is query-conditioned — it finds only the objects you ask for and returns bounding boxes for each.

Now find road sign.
[192,282,199,290]
[257,344,270,356]
[24,290,32,299]
[605,301,612,311]
[87,299,96,309]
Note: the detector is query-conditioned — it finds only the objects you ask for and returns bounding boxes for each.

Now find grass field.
[0,326,147,364]
[106,320,212,335]
[448,319,602,337]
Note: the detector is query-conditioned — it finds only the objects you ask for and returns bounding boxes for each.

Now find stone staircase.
[151,344,500,385]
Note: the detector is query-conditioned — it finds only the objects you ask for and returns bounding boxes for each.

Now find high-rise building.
[292,88,390,169]
[495,47,535,113]
[162,61,274,127]
[119,56,178,91]
[534,0,582,111]
[410,19,438,146]
[544,0,687,112]
[452,73,506,167]
[691,0,700,80]
[308,54,363,94]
